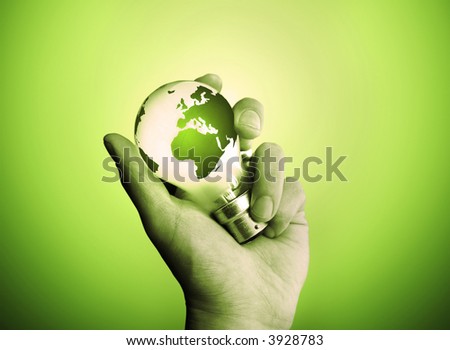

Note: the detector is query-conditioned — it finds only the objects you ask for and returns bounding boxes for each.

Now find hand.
[103,74,309,329]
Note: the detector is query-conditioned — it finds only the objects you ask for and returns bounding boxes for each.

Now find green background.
[1,0,449,329]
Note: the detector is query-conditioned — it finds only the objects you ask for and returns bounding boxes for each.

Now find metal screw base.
[213,190,267,244]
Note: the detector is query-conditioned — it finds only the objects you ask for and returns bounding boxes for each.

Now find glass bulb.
[134,80,266,243]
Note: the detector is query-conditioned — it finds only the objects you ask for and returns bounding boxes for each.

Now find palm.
[145,195,308,329]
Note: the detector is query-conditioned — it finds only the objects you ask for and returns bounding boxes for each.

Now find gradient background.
[1,0,449,329]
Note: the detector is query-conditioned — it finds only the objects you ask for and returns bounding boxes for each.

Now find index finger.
[233,98,264,151]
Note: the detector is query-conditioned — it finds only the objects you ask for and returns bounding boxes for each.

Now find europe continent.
[171,86,237,179]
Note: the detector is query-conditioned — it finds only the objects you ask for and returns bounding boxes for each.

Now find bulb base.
[213,190,267,244]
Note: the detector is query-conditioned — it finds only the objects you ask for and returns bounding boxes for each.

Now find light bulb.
[134,80,267,243]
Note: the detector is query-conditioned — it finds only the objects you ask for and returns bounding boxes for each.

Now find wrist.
[185,298,292,330]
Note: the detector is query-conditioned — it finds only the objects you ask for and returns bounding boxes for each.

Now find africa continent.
[170,85,236,179]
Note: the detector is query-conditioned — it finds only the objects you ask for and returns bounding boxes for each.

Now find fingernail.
[264,226,276,238]
[239,109,260,131]
[252,195,273,222]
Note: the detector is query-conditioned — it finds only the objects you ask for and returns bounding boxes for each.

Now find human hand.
[103,74,309,329]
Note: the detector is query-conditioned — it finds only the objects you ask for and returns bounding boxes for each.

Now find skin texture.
[103,74,309,329]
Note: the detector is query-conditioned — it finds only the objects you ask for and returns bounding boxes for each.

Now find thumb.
[103,133,178,248]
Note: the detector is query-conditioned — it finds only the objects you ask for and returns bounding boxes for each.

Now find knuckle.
[239,97,263,109]
[285,176,299,184]
[253,143,286,186]
[299,190,306,206]
[257,142,284,156]
[285,178,306,201]
[285,177,301,190]
[234,98,264,117]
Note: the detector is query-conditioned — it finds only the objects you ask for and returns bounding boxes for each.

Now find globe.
[135,81,240,205]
